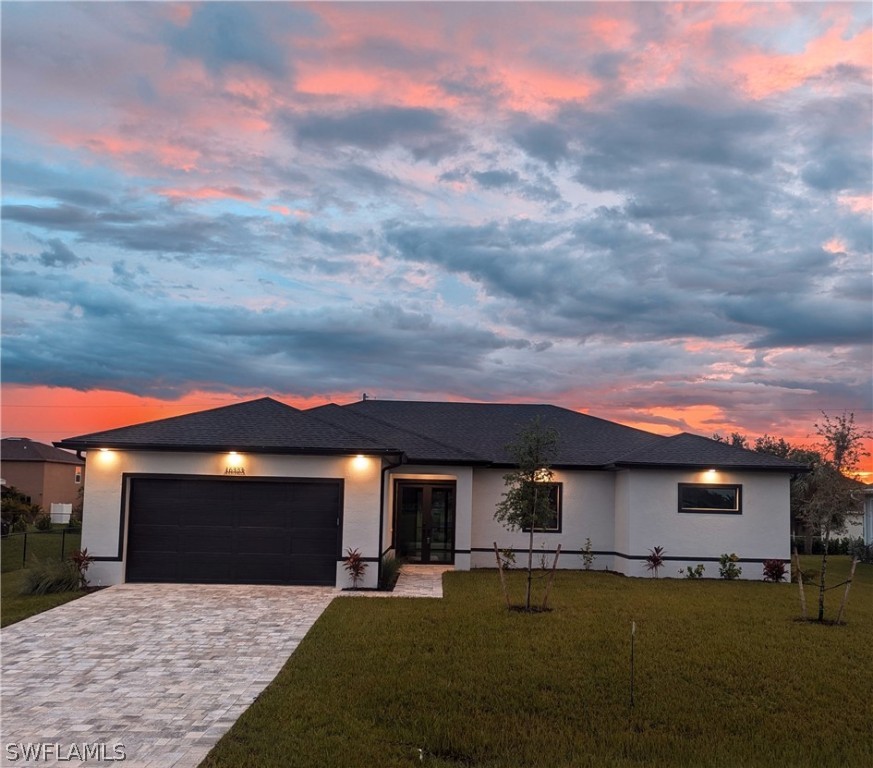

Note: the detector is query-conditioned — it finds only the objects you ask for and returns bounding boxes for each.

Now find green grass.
[1,527,81,572]
[0,568,86,628]
[201,557,872,768]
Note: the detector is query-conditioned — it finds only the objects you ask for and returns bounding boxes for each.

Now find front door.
[395,482,455,564]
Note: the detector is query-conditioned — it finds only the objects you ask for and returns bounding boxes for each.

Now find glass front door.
[395,482,455,564]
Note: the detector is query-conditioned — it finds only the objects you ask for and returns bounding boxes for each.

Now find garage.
[126,477,342,585]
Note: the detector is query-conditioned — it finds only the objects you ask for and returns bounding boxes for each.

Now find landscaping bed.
[201,557,872,768]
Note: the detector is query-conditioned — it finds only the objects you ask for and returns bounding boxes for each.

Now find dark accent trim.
[678,483,742,514]
[111,473,345,576]
[378,454,405,587]
[339,556,380,563]
[468,547,780,564]
[454,549,471,554]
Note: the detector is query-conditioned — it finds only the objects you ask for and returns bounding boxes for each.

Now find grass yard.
[1,528,82,573]
[202,557,872,768]
[0,568,86,628]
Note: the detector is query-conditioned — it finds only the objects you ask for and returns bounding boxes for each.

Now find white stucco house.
[55,398,809,588]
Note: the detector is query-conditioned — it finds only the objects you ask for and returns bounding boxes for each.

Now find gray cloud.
[291,106,464,162]
[38,238,83,268]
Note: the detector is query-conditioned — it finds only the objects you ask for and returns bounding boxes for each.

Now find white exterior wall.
[81,449,382,589]
[618,469,790,579]
[385,466,473,570]
[469,468,616,570]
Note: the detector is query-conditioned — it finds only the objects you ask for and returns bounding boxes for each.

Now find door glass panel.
[427,487,454,564]
[397,487,423,560]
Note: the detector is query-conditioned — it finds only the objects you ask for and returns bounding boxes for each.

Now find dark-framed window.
[678,483,742,514]
[521,483,562,532]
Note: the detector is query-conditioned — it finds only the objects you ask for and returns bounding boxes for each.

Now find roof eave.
[608,461,811,472]
[54,441,401,456]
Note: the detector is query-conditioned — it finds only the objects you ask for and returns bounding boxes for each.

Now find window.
[75,469,82,484]
[678,483,741,514]
[522,483,562,532]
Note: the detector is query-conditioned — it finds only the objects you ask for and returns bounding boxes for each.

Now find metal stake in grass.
[630,620,636,708]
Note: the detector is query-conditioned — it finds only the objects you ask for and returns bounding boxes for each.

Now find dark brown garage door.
[126,477,342,585]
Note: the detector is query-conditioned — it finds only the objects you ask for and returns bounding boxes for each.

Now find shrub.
[20,559,81,595]
[848,539,873,564]
[718,553,742,580]
[643,546,666,578]
[379,554,404,590]
[343,547,368,589]
[681,563,705,579]
[580,537,595,570]
[34,513,54,532]
[498,548,516,570]
[69,548,95,589]
[762,559,787,582]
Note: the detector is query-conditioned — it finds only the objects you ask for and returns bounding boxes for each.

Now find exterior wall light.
[225,451,245,475]
[353,454,369,469]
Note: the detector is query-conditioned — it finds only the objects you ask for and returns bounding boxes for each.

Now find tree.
[796,412,871,621]
[494,418,559,611]
[712,431,749,449]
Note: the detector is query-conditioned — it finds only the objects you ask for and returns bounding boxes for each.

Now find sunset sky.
[2,2,871,476]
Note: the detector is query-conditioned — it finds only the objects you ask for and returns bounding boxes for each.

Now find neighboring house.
[1,437,85,510]
[55,398,808,589]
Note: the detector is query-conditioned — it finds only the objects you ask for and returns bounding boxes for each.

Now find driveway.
[1,584,335,768]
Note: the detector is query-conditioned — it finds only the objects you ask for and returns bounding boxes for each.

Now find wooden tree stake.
[541,544,562,610]
[835,557,859,625]
[793,546,806,620]
[494,541,511,609]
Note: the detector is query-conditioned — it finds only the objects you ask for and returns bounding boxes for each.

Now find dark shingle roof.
[611,432,809,471]
[342,400,665,466]
[53,396,810,472]
[1,438,84,465]
[54,398,389,454]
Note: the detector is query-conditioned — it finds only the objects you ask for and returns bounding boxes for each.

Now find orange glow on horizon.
[2,385,870,479]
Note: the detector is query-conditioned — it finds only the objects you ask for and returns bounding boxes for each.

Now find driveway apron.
[1,584,335,768]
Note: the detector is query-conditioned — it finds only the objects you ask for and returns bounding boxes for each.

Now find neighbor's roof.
[54,397,810,471]
[54,398,392,455]
[1,437,84,465]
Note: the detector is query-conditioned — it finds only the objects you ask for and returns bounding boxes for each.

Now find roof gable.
[55,397,388,454]
[1,438,84,465]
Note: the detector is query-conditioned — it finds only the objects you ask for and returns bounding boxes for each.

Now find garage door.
[126,477,342,585]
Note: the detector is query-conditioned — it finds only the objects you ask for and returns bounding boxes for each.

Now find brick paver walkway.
[1,584,334,768]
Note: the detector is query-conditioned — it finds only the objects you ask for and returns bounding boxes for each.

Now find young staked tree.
[796,412,871,621]
[494,418,559,611]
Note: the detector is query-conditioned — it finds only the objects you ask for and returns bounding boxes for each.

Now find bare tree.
[796,412,871,621]
[494,418,559,611]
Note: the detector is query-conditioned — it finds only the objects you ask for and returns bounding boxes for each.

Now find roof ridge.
[336,404,488,461]
[56,397,295,444]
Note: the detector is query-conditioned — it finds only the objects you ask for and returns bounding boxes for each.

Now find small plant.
[20,559,81,595]
[681,563,705,579]
[34,513,54,532]
[580,537,595,570]
[643,546,666,578]
[762,559,787,582]
[498,547,516,570]
[718,553,742,580]
[69,548,95,589]
[379,554,404,590]
[343,547,368,589]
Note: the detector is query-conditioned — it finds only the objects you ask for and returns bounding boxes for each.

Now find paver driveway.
[1,584,335,768]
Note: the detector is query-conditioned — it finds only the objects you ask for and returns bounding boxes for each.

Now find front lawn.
[0,568,87,628]
[202,557,872,768]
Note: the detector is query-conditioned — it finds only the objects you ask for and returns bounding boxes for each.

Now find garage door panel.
[236,529,288,555]
[128,525,178,552]
[180,528,236,554]
[127,477,341,585]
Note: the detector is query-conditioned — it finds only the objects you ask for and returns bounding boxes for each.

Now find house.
[1,437,85,510]
[54,398,808,588]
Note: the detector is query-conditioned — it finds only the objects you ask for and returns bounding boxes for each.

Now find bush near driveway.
[0,569,86,628]
[201,557,872,768]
